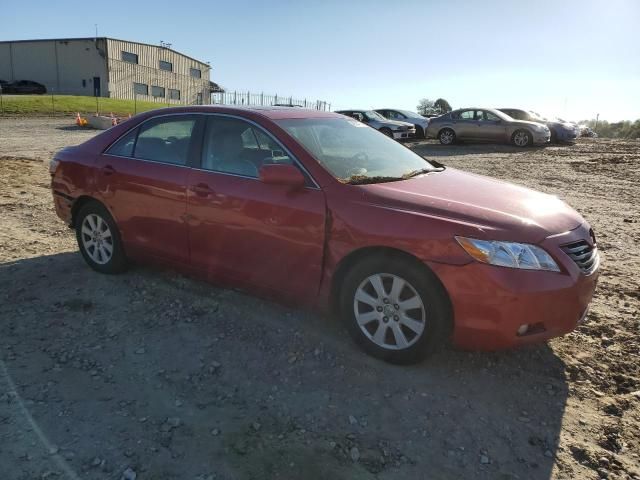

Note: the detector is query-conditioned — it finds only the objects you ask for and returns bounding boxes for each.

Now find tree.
[434,98,452,114]
[416,98,435,116]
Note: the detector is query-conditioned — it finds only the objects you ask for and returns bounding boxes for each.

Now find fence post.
[260,92,264,106]
[275,94,278,105]
[51,91,55,116]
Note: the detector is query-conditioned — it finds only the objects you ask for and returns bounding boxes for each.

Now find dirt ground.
[0,117,639,480]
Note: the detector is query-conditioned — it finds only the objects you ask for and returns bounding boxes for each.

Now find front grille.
[561,239,599,275]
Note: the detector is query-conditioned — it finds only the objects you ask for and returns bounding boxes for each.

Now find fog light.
[517,324,529,336]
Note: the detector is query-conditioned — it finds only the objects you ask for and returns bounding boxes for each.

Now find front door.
[95,114,200,266]
[186,115,326,304]
[475,110,507,142]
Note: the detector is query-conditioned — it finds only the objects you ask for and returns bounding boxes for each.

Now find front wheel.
[380,128,393,138]
[339,256,452,364]
[512,129,532,147]
[75,201,128,274]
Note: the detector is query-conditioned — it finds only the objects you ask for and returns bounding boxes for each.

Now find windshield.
[276,118,438,184]
[364,110,386,121]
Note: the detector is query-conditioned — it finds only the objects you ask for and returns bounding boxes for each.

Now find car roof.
[135,105,340,120]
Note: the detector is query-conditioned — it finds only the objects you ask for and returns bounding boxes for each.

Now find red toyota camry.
[50,106,599,363]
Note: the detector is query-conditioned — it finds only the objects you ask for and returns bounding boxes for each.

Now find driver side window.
[201,116,292,178]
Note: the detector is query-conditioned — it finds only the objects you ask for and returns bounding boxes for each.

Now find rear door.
[186,114,326,304]
[95,114,201,266]
[453,109,476,139]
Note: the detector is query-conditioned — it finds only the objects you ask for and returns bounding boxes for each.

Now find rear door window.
[134,116,197,166]
[458,110,475,120]
[106,129,137,157]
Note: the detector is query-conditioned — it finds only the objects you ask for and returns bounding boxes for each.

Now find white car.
[376,109,431,139]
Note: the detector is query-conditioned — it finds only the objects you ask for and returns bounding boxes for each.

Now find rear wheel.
[75,201,127,274]
[339,255,451,364]
[512,129,532,147]
[438,128,455,145]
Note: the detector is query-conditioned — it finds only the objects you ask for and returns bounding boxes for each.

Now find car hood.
[383,119,415,128]
[359,168,583,242]
[511,119,547,129]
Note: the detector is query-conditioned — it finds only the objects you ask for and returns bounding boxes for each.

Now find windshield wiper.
[403,166,445,179]
[344,175,404,185]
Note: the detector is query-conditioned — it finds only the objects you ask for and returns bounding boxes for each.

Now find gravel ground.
[0,117,639,480]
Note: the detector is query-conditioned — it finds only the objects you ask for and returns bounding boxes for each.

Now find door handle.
[192,183,213,197]
[102,165,116,175]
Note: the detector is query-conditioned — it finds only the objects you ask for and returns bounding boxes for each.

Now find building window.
[133,82,148,96]
[82,79,86,87]
[169,89,181,100]
[190,68,202,79]
[159,60,173,72]
[122,51,138,64]
[151,86,165,98]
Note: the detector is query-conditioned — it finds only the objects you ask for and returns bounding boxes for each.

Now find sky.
[2,0,639,121]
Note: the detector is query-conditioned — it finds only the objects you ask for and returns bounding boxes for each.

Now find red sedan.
[50,106,599,363]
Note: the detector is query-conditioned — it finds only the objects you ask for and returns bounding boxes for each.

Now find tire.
[75,201,127,274]
[550,130,558,144]
[512,129,532,147]
[416,126,425,139]
[380,127,393,138]
[339,255,452,364]
[438,128,456,145]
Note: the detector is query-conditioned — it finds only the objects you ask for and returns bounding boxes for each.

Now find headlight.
[455,236,560,272]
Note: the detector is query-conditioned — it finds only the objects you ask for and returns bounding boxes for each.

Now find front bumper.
[393,128,416,140]
[428,223,599,351]
[533,131,551,145]
[555,128,578,143]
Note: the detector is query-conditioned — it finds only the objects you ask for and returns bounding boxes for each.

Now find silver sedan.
[426,108,550,147]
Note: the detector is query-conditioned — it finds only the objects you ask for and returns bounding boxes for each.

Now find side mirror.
[259,164,305,189]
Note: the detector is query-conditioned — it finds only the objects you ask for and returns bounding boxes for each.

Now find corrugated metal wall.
[106,39,211,104]
[0,39,109,96]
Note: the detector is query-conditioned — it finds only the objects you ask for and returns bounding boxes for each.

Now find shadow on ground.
[0,252,568,479]
[408,140,548,158]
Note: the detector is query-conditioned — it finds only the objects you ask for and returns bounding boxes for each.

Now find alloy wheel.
[513,131,530,147]
[353,273,426,350]
[80,213,114,265]
[440,130,454,144]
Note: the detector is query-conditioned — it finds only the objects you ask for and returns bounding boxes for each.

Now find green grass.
[0,94,175,116]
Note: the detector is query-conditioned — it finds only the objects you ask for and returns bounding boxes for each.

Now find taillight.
[49,158,60,175]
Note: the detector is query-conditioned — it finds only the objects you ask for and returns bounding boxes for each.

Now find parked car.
[334,109,415,140]
[0,79,8,91]
[50,106,599,363]
[3,80,47,94]
[375,109,431,138]
[426,108,550,147]
[499,109,578,144]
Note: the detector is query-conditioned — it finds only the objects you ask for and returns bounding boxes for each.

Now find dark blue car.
[499,108,578,144]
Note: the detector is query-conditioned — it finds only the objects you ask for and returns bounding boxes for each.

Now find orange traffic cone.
[110,112,117,126]
[75,112,82,126]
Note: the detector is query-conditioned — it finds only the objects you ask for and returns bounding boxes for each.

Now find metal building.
[0,37,213,104]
